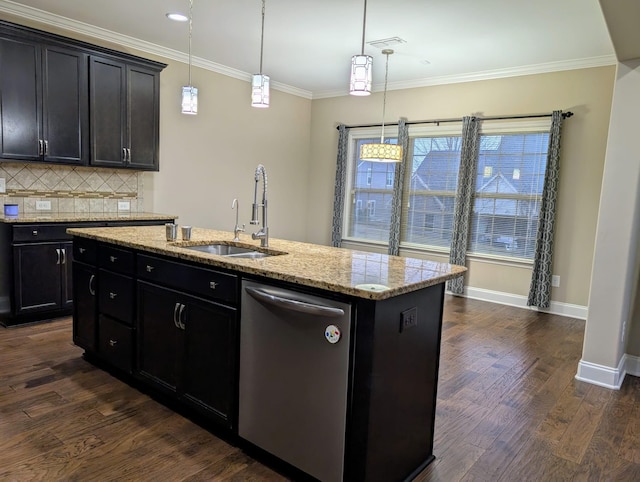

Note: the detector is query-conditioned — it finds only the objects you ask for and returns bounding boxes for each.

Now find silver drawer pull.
[110,255,117,263]
[109,292,117,299]
[109,339,118,347]
[209,281,218,290]
[146,265,155,272]
[32,230,38,236]
[79,247,86,254]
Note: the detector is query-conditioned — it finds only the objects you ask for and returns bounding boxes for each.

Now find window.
[345,136,399,243]
[341,120,551,261]
[469,130,549,259]
[401,135,462,249]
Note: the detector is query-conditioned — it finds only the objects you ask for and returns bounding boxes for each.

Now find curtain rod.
[337,111,573,130]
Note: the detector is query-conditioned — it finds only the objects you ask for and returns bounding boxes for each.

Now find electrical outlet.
[552,275,560,288]
[400,307,418,332]
[36,200,51,210]
[0,178,5,193]
[118,200,131,211]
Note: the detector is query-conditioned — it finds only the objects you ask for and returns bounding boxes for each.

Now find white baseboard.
[575,356,627,389]
[448,286,588,320]
[625,355,640,378]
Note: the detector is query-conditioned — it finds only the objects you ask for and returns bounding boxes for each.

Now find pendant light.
[251,0,270,108]
[360,49,403,163]
[181,0,198,115]
[349,0,372,96]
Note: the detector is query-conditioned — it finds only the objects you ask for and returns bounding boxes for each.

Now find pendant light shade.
[252,0,270,108]
[349,0,372,96]
[181,0,198,115]
[181,86,198,115]
[350,54,372,96]
[360,49,403,163]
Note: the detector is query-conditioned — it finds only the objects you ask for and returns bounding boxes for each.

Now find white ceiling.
[0,0,616,99]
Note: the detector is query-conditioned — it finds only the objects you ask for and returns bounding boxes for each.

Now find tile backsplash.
[0,163,144,214]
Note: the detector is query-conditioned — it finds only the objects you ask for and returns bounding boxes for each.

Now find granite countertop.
[67,225,467,300]
[1,212,177,224]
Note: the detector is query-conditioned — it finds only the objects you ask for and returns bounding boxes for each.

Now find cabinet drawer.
[98,314,133,373]
[137,254,237,305]
[13,224,70,242]
[73,237,98,265]
[99,245,134,275]
[99,269,134,324]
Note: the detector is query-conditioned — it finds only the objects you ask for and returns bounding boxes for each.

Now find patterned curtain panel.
[447,116,480,294]
[388,119,409,255]
[528,111,563,308]
[331,124,350,247]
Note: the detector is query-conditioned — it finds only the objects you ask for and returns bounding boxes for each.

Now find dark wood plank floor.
[1,296,639,481]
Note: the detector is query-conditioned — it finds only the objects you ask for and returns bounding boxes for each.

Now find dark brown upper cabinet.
[90,57,160,170]
[0,20,165,171]
[0,37,88,165]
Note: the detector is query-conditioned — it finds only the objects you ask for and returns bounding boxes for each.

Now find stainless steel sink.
[180,243,280,259]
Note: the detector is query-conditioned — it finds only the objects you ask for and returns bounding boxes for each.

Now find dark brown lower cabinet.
[72,260,97,351]
[13,241,73,316]
[137,280,236,428]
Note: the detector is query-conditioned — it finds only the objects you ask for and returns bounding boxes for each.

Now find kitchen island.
[68,225,465,482]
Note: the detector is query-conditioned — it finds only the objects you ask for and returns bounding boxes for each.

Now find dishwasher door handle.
[245,287,345,318]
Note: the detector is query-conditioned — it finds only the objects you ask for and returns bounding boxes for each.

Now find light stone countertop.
[67,225,466,300]
[1,212,177,224]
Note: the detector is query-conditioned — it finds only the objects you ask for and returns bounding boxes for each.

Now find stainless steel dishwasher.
[239,279,352,482]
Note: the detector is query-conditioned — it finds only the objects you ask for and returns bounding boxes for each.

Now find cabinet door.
[180,293,237,428]
[72,261,97,351]
[0,37,41,161]
[127,65,159,170]
[61,241,74,309]
[89,56,126,167]
[42,47,88,165]
[137,281,182,394]
[13,243,61,314]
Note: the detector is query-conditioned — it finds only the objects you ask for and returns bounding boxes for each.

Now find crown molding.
[313,54,618,99]
[0,0,313,100]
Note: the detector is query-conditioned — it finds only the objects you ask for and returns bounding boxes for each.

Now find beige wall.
[308,67,616,307]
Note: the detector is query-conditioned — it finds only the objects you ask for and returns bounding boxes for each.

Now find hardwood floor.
[1,296,639,481]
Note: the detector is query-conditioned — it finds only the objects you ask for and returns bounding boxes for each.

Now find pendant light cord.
[360,0,367,55]
[259,0,266,74]
[188,0,193,86]
[380,50,391,143]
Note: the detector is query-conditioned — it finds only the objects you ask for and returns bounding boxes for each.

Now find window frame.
[340,119,552,264]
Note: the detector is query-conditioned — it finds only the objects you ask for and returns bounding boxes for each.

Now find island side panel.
[350,282,445,481]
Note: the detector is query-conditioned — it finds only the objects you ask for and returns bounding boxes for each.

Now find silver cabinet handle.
[109,292,117,299]
[178,303,186,330]
[146,265,154,272]
[173,302,180,328]
[127,148,131,163]
[89,274,96,296]
[79,247,86,254]
[209,281,218,290]
[32,230,38,236]
[110,255,117,263]
[44,140,49,155]
[122,147,127,163]
[109,339,117,347]
[61,248,66,265]
[245,287,346,318]
[55,248,61,265]
[38,139,43,156]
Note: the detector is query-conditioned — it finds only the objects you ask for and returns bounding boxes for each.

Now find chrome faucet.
[250,164,268,247]
[232,198,245,242]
